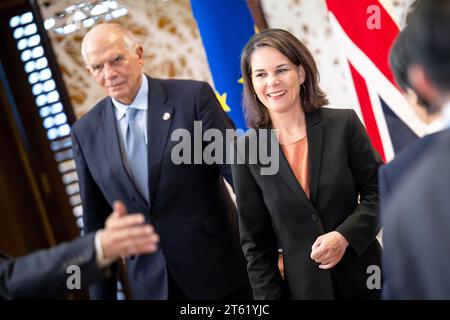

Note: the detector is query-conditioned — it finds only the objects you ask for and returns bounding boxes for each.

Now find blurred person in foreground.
[0,201,159,299]
[379,28,446,213]
[382,0,450,299]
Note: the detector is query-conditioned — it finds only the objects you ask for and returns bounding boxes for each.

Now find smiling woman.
[250,46,305,120]
[232,29,383,300]
[240,28,328,130]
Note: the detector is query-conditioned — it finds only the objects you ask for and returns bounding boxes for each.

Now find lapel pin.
[163,112,171,121]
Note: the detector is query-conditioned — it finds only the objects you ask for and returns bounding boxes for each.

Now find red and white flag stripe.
[326,0,427,162]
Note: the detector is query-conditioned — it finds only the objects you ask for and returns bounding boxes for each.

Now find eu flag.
[190,0,255,130]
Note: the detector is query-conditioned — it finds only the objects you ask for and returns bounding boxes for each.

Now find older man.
[71,23,250,299]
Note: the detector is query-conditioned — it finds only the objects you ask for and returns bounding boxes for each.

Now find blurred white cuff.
[443,102,450,128]
[94,230,116,268]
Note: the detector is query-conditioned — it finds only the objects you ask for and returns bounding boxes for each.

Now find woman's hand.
[310,231,349,269]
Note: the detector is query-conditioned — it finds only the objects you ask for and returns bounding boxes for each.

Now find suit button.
[311,215,318,221]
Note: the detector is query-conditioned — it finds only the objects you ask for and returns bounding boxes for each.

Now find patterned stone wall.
[38,0,212,118]
[39,0,415,119]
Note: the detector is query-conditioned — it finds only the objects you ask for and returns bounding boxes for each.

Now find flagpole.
[246,0,268,31]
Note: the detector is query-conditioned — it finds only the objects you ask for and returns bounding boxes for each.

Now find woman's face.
[250,46,305,116]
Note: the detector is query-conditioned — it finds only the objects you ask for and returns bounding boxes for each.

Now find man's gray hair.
[81,23,139,64]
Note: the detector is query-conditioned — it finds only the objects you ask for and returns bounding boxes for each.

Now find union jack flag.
[325,0,427,162]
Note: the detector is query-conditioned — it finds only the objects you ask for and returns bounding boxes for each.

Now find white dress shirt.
[425,117,447,135]
[111,74,149,178]
[95,230,115,268]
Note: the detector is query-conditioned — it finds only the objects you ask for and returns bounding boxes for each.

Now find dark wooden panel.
[0,75,53,256]
[0,0,79,246]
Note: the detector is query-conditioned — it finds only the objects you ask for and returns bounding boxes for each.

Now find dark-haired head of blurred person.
[389,29,444,128]
[404,0,450,117]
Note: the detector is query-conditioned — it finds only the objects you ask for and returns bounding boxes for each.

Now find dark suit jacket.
[231,108,383,299]
[382,129,450,299]
[71,76,249,299]
[379,130,444,213]
[0,233,103,299]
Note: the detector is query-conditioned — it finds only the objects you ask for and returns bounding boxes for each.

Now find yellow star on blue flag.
[215,91,231,112]
[191,0,255,129]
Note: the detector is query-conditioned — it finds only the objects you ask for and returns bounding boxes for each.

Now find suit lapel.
[306,110,323,205]
[275,110,322,212]
[272,130,317,213]
[99,100,148,208]
[147,77,174,208]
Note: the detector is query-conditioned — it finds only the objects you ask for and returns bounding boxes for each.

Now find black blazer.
[231,108,383,299]
[0,233,103,299]
[71,76,249,299]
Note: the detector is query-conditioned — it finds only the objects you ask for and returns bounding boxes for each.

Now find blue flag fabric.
[190,0,255,130]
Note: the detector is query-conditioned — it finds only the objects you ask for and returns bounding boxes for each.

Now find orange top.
[281,137,310,198]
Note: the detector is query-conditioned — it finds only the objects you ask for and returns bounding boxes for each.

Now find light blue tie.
[125,107,149,202]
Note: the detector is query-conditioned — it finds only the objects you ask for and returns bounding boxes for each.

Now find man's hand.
[310,231,349,270]
[101,201,159,260]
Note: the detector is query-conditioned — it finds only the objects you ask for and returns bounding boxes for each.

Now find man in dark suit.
[72,23,250,299]
[379,27,445,213]
[382,0,450,299]
[0,201,159,299]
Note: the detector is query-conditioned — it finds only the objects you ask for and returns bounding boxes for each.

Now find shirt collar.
[425,117,447,135]
[112,74,148,120]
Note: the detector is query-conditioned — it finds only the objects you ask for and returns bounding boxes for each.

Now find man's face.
[85,35,143,105]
